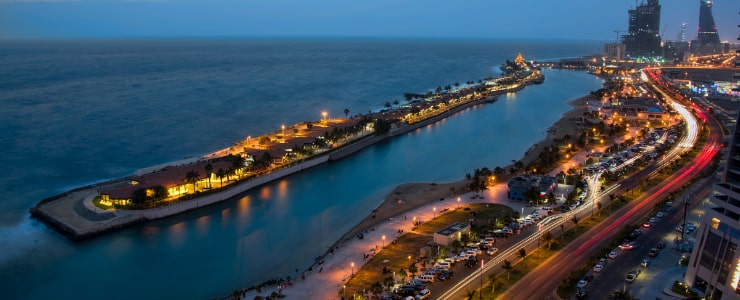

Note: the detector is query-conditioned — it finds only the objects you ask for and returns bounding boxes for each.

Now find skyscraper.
[623,0,662,59]
[697,0,721,45]
[685,110,740,299]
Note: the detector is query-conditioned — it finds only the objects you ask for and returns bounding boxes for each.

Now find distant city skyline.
[0,0,737,42]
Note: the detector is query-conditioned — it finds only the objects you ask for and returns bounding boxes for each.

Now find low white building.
[433,222,470,247]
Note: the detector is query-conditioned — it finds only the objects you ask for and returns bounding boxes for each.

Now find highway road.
[496,71,722,300]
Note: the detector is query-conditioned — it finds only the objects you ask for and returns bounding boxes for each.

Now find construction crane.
[614,30,624,42]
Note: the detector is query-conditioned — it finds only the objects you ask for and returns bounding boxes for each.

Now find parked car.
[642,222,651,228]
[415,289,431,300]
[487,247,499,256]
[576,279,588,288]
[593,264,604,272]
[656,242,666,249]
[656,212,664,218]
[625,270,641,282]
[648,248,659,257]
[437,270,454,281]
[640,259,651,267]
[608,251,618,259]
[464,259,476,268]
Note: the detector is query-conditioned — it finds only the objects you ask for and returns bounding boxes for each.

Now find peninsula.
[30,53,545,241]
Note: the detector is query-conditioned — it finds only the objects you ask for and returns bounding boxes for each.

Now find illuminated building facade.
[685,110,740,299]
[622,0,662,59]
[697,0,721,45]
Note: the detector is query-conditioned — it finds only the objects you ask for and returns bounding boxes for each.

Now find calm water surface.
[0,39,603,299]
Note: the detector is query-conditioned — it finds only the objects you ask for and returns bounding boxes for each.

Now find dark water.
[0,38,604,299]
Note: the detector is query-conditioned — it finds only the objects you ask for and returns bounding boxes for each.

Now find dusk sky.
[0,0,737,42]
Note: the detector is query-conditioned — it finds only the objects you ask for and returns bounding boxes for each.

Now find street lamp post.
[457,197,461,209]
[343,285,346,299]
[480,259,484,300]
[408,255,411,268]
[382,235,386,248]
[433,207,436,218]
[322,111,328,121]
[281,125,285,139]
[351,262,354,276]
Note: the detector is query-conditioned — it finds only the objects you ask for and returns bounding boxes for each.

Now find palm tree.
[216,168,226,187]
[571,216,579,234]
[518,248,527,268]
[502,260,513,279]
[465,290,475,300]
[560,224,565,241]
[184,170,200,194]
[541,231,555,250]
[343,108,350,118]
[204,163,213,189]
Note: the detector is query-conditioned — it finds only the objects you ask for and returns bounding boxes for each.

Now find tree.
[571,216,579,234]
[518,248,527,268]
[465,290,475,300]
[451,240,462,253]
[370,281,383,295]
[204,163,213,188]
[560,224,565,241]
[343,108,350,118]
[597,201,603,216]
[502,260,513,279]
[383,276,394,291]
[398,268,407,282]
[408,263,418,275]
[384,101,391,109]
[184,170,200,193]
[541,231,555,250]
[216,168,226,187]
[393,99,399,107]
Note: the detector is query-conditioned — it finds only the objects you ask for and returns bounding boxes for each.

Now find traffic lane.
[589,183,709,299]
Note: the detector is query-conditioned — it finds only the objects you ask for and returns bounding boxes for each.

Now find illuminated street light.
[408,255,411,268]
[281,125,285,139]
[457,197,461,208]
[382,235,386,248]
[433,207,436,218]
[322,111,328,121]
[351,262,354,276]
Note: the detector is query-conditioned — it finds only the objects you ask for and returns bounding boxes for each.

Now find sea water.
[0,38,603,299]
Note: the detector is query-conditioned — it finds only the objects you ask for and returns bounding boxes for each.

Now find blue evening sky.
[0,0,736,42]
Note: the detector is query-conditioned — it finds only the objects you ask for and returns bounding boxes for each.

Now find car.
[608,251,618,259]
[593,264,604,272]
[415,288,431,300]
[662,206,671,212]
[642,222,651,228]
[599,257,608,265]
[640,259,651,267]
[576,279,588,288]
[656,212,664,218]
[576,288,588,299]
[437,270,454,281]
[487,247,499,256]
[619,242,638,250]
[464,259,476,268]
[656,242,665,249]
[648,248,659,257]
[625,270,641,282]
[649,217,657,223]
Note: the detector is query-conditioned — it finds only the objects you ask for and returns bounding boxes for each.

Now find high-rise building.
[685,110,740,299]
[623,0,662,59]
[698,0,721,45]
[604,43,626,62]
[680,22,688,42]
